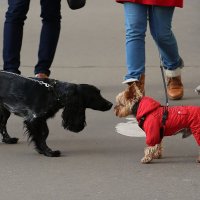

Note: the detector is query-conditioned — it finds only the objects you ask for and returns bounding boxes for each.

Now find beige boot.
[165,68,183,100]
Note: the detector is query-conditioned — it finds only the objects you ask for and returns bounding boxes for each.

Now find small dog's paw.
[141,156,153,164]
[153,152,162,159]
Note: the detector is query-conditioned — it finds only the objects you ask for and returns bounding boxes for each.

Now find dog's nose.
[107,102,113,110]
[99,101,113,111]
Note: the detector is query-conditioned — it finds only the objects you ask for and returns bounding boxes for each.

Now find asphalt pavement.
[0,1,200,200]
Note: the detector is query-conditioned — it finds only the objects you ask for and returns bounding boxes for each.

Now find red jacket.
[116,0,183,8]
[136,97,200,146]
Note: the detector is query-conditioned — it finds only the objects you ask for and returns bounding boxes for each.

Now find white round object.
[115,117,145,137]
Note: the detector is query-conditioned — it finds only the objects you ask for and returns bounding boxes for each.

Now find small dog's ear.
[126,82,143,102]
[124,83,137,101]
[114,82,143,118]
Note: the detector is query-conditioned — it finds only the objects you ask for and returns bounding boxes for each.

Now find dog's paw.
[141,156,153,164]
[153,148,162,159]
[2,137,19,144]
[153,152,162,159]
[43,150,61,157]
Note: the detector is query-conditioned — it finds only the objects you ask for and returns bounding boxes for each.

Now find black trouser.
[3,0,61,76]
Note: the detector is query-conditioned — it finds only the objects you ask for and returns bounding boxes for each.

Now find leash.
[160,60,169,139]
[0,70,51,88]
[160,63,169,107]
[138,62,169,140]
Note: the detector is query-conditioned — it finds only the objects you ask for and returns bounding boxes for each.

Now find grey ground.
[0,0,200,200]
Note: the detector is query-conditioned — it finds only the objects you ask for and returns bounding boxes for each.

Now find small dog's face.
[114,90,133,117]
[114,83,143,117]
[78,84,113,111]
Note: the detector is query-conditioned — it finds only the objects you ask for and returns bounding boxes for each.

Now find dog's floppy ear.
[61,87,86,133]
[114,88,134,117]
[114,82,143,118]
[126,82,143,103]
[124,84,136,101]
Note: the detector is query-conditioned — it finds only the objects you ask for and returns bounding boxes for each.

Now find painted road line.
[115,117,145,137]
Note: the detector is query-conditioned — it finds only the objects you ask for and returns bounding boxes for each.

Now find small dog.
[0,71,112,157]
[114,83,200,164]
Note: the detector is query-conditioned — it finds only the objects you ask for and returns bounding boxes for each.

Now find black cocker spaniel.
[0,71,112,157]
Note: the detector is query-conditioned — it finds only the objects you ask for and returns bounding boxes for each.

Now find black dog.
[0,71,112,157]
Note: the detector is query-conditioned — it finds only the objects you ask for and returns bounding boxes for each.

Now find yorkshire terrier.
[114,83,200,164]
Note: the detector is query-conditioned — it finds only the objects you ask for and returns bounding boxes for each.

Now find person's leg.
[3,0,30,74]
[149,6,183,100]
[123,3,148,84]
[34,0,61,77]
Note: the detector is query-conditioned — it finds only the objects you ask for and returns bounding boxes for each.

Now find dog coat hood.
[136,96,200,146]
[136,96,161,120]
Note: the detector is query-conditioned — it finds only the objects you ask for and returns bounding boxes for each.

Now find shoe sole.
[168,94,183,100]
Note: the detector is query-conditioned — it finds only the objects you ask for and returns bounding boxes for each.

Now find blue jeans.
[124,3,182,81]
[3,0,61,76]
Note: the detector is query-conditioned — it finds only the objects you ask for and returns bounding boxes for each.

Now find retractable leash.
[160,61,169,139]
[138,62,169,135]
[160,63,169,107]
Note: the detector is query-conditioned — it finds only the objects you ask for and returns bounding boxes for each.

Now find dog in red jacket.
[114,83,200,164]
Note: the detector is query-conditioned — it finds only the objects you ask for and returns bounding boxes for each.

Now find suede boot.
[165,68,184,100]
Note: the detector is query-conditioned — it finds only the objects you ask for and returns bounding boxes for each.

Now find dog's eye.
[96,89,101,94]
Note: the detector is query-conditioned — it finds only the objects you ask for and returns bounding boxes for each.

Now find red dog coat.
[136,97,200,146]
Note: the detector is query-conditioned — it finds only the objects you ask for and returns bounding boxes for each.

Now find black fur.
[0,71,112,157]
